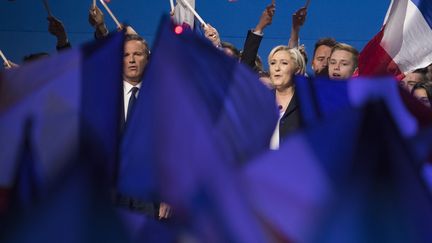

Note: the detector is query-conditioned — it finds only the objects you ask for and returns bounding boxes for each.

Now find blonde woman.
[268,46,305,149]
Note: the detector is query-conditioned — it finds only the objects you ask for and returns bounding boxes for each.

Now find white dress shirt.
[269,110,285,150]
[123,81,142,121]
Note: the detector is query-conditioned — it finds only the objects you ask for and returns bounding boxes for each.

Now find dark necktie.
[126,87,139,120]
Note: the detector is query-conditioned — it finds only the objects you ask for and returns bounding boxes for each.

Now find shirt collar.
[123,81,142,94]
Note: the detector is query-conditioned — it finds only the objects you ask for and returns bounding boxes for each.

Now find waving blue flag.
[295,75,418,137]
[0,32,124,193]
[244,100,432,242]
[119,15,277,242]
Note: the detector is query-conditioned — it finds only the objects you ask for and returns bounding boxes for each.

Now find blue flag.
[118,15,277,242]
[9,118,43,211]
[0,32,124,191]
[242,104,363,241]
[311,102,432,243]
[244,100,432,242]
[295,76,418,137]
[2,163,130,243]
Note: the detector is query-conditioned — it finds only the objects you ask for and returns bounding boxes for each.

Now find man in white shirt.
[118,34,172,220]
[122,34,150,123]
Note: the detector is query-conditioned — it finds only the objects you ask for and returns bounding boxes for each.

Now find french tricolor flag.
[358,0,432,78]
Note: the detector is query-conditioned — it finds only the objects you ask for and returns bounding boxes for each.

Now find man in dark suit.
[88,8,171,219]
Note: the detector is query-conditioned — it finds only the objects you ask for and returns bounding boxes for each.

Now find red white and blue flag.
[358,0,432,78]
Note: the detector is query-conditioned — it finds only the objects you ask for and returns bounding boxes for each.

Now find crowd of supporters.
[2,2,432,224]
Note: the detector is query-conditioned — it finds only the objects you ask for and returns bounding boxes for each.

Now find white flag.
[174,0,195,29]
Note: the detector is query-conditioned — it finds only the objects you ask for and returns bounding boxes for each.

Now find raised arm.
[241,3,275,70]
[288,7,307,48]
[89,5,109,40]
[47,16,71,51]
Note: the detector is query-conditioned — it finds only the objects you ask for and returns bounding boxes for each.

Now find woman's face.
[269,50,298,90]
[413,88,431,107]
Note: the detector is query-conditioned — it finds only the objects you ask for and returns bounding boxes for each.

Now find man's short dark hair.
[412,81,432,106]
[313,37,338,58]
[413,67,428,75]
[23,52,49,63]
[125,34,150,58]
[221,41,240,59]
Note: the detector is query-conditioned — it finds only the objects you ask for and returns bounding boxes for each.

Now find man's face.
[123,40,148,84]
[413,88,431,107]
[399,72,424,92]
[312,45,332,75]
[328,50,356,80]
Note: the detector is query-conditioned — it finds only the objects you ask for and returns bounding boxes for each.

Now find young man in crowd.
[328,43,359,80]
[399,68,427,92]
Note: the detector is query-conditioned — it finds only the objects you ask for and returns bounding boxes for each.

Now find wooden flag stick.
[272,0,275,5]
[170,0,175,12]
[42,0,53,16]
[0,50,11,68]
[93,0,96,8]
[178,0,207,28]
[305,0,311,9]
[99,0,122,29]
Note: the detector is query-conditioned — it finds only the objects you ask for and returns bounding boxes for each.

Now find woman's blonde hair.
[267,45,306,75]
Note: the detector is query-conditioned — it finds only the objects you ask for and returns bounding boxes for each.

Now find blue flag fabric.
[0,32,124,191]
[244,100,432,242]
[118,15,277,199]
[118,15,277,242]
[2,164,130,243]
[242,105,364,241]
[295,76,417,137]
[311,102,432,243]
[10,118,43,210]
[295,75,350,127]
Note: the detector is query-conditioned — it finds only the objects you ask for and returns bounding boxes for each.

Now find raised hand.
[255,3,276,34]
[47,16,69,48]
[3,60,19,69]
[204,24,221,47]
[89,6,109,39]
[89,6,105,27]
[158,202,172,219]
[292,7,307,31]
[288,7,307,48]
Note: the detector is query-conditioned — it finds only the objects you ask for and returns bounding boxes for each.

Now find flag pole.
[170,0,175,12]
[92,0,96,8]
[42,0,53,17]
[178,0,207,28]
[99,0,122,29]
[0,50,11,68]
[305,0,311,9]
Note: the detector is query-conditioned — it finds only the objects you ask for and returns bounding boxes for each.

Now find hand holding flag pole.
[42,0,53,17]
[178,0,207,28]
[99,0,122,29]
[0,50,11,68]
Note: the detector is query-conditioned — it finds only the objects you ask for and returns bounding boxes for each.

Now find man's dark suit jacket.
[241,30,263,71]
